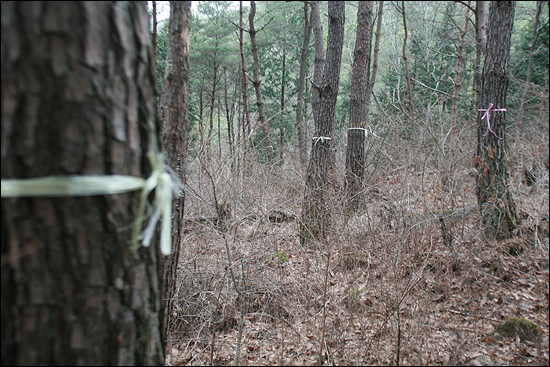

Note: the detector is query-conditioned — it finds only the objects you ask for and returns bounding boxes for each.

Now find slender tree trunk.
[198,78,206,161]
[519,0,542,120]
[310,1,325,131]
[239,1,252,175]
[450,1,471,145]
[345,1,374,210]
[475,1,517,239]
[474,1,486,107]
[301,1,345,245]
[1,2,164,364]
[296,2,312,171]
[207,60,218,159]
[249,1,274,165]
[159,0,191,348]
[224,67,235,170]
[366,1,384,112]
[401,1,415,121]
[279,46,286,164]
[153,1,158,70]
[218,94,222,160]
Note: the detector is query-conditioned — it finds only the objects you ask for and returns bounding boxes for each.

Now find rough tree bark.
[1,2,164,364]
[475,1,517,239]
[159,0,190,348]
[249,0,274,165]
[295,2,312,170]
[345,1,374,210]
[300,1,345,245]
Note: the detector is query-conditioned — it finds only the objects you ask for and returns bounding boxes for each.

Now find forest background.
[149,1,549,365]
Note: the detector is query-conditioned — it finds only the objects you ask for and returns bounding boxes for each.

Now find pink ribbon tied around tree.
[478,103,506,140]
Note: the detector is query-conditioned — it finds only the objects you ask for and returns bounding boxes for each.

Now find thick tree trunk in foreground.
[1,2,163,364]
[159,0,190,347]
[300,1,345,245]
[475,1,517,239]
[346,1,374,210]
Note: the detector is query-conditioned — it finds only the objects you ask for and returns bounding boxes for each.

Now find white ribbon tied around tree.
[1,152,180,256]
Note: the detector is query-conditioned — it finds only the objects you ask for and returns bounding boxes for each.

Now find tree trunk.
[475,1,517,240]
[224,67,235,170]
[365,1,384,112]
[301,1,345,246]
[474,1,486,107]
[1,2,164,365]
[401,1,415,121]
[207,59,218,160]
[279,45,286,165]
[153,1,158,66]
[239,1,253,174]
[159,0,190,349]
[310,1,325,132]
[345,1,374,210]
[295,2,312,170]
[249,1,274,165]
[519,0,542,120]
[450,1,470,146]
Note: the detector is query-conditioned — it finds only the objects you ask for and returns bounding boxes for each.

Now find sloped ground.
[165,148,549,366]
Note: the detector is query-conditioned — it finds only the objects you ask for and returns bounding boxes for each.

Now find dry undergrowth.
[165,119,549,366]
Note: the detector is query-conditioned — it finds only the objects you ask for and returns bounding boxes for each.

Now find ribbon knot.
[312,136,331,144]
[478,103,506,140]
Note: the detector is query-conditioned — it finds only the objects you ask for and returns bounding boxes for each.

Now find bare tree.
[1,2,163,364]
[346,1,374,210]
[475,1,517,239]
[300,1,345,245]
[159,0,191,347]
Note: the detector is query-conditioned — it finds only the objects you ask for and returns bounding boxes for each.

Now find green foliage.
[494,317,540,342]
[265,251,289,264]
[156,19,169,97]
[275,251,289,263]
[512,10,549,86]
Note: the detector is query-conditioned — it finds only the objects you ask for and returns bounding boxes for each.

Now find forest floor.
[165,152,549,366]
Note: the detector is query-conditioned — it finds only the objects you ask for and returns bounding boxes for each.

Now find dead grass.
[165,116,549,366]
